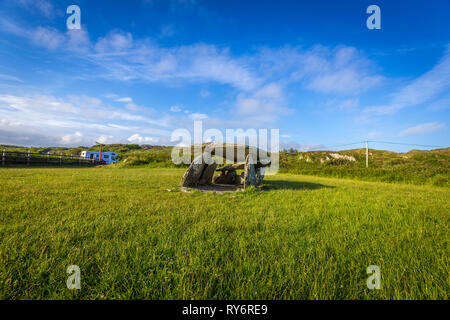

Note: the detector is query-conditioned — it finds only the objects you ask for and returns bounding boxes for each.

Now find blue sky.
[0,0,448,151]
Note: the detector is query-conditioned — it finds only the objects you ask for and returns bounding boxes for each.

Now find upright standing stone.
[199,161,217,185]
[180,154,207,187]
[244,154,257,188]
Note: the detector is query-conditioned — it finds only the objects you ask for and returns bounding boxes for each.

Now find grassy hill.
[1,144,448,187]
[279,148,450,187]
[0,143,142,157]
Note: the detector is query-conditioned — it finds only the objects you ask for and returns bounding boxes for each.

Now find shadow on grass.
[264,180,335,190]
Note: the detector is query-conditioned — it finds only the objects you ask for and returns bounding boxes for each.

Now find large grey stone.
[216,163,245,172]
[203,142,272,165]
[199,161,217,185]
[180,154,207,187]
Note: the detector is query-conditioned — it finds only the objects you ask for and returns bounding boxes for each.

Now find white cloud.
[127,133,159,144]
[399,122,445,136]
[66,28,91,53]
[94,30,133,53]
[1,19,387,109]
[305,47,383,94]
[31,26,66,50]
[16,0,55,19]
[257,45,383,94]
[50,29,258,90]
[96,135,118,144]
[326,98,360,112]
[116,97,133,103]
[236,83,290,123]
[0,17,90,52]
[0,93,171,147]
[0,18,397,132]
[61,131,83,145]
[125,103,148,112]
[308,69,381,94]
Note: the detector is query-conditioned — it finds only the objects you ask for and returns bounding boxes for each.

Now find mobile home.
[80,151,118,164]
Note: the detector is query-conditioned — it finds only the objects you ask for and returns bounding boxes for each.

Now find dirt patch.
[181,184,242,194]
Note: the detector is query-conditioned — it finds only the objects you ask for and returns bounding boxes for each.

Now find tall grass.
[0,167,448,299]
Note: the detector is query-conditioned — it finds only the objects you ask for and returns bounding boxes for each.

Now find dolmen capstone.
[180,143,271,190]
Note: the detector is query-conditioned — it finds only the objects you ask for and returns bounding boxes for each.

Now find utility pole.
[95,141,104,164]
[366,140,369,168]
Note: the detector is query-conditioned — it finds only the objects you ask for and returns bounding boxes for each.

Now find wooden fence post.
[27,149,30,166]
[2,149,5,166]
[47,152,50,165]
[59,153,62,166]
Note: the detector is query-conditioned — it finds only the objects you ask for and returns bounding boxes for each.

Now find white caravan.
[80,151,118,164]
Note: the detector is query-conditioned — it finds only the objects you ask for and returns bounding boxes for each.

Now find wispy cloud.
[170,105,181,112]
[235,82,291,123]
[0,17,89,51]
[115,97,133,103]
[365,46,450,115]
[0,73,23,82]
[256,45,383,94]
[0,9,411,145]
[399,122,445,136]
[82,30,259,90]
[325,98,360,112]
[1,16,387,99]
[15,0,56,19]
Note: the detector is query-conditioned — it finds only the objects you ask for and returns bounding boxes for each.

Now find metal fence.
[1,150,98,167]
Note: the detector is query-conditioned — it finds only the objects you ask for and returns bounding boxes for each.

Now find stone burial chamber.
[180,143,271,192]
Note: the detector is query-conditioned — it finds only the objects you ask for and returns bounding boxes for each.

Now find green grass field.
[0,167,448,299]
